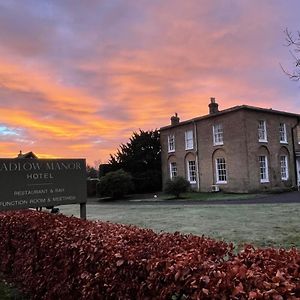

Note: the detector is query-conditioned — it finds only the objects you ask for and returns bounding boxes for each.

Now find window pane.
[279,123,287,143]
[170,162,177,179]
[188,160,196,183]
[185,130,194,150]
[259,155,269,182]
[216,157,227,183]
[280,155,288,180]
[168,134,175,152]
[213,124,223,145]
[258,120,267,141]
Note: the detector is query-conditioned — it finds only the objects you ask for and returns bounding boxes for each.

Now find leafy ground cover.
[60,202,300,249]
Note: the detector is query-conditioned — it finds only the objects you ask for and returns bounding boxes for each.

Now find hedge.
[0,210,299,299]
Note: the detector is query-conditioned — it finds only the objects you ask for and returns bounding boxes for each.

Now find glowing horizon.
[0,1,300,166]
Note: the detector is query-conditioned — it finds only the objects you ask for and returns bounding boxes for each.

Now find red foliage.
[0,210,299,299]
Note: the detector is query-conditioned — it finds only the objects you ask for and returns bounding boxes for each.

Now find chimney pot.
[209,97,219,114]
[171,113,180,126]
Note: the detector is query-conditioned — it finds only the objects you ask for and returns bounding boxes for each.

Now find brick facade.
[160,99,300,193]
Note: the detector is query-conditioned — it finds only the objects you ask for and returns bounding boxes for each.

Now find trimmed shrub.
[97,169,134,199]
[164,176,190,198]
[0,211,300,299]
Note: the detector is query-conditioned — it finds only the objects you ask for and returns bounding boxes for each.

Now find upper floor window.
[168,134,175,152]
[280,155,289,180]
[185,130,194,150]
[258,120,267,142]
[279,123,287,143]
[297,125,300,144]
[259,155,269,183]
[187,160,197,183]
[213,124,223,146]
[169,162,177,179]
[215,157,227,183]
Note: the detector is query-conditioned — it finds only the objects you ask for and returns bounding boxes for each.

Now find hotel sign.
[0,159,86,211]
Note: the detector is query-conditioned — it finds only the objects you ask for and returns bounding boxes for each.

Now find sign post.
[80,203,87,220]
[0,158,87,219]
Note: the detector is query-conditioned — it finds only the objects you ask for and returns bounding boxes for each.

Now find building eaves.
[160,105,300,131]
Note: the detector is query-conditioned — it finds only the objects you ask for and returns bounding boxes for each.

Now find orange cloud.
[0,1,299,165]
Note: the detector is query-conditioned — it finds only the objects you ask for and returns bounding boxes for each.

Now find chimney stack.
[171,113,180,126]
[209,97,219,114]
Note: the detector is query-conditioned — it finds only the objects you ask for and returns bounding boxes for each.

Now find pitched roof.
[160,105,300,130]
[16,151,38,159]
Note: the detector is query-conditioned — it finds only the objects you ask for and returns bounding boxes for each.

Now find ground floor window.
[215,158,227,183]
[187,160,197,183]
[169,162,177,179]
[280,155,289,180]
[259,155,269,183]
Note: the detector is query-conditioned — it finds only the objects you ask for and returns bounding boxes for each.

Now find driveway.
[88,191,300,206]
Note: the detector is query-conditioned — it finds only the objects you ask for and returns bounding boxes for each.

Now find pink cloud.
[0,1,299,164]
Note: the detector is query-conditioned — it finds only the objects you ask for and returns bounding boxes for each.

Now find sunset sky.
[0,0,300,166]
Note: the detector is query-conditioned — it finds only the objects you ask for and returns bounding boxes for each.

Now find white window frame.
[280,155,289,180]
[168,134,175,153]
[258,120,267,142]
[187,160,197,183]
[185,130,194,150]
[215,158,227,184]
[169,162,177,179]
[213,124,223,146]
[259,155,269,183]
[279,123,287,144]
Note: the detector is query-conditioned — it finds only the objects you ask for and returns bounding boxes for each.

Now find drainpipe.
[291,117,300,189]
[193,121,200,191]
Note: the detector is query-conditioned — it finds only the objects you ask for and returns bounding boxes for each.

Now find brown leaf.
[116,259,124,267]
[202,288,209,295]
[248,291,257,299]
[232,282,244,296]
[175,271,181,281]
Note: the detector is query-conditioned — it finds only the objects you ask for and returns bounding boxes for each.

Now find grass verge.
[60,202,300,250]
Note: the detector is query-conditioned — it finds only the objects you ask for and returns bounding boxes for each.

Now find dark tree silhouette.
[86,165,98,178]
[102,129,162,193]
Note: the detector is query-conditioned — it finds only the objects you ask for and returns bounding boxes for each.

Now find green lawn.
[60,202,300,250]
[0,280,25,300]
[0,281,11,300]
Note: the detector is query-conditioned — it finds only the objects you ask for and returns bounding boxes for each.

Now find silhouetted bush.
[97,169,134,199]
[164,176,190,198]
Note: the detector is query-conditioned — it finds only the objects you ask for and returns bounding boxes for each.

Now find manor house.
[160,98,300,193]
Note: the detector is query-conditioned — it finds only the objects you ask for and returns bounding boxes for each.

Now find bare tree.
[281,28,300,81]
